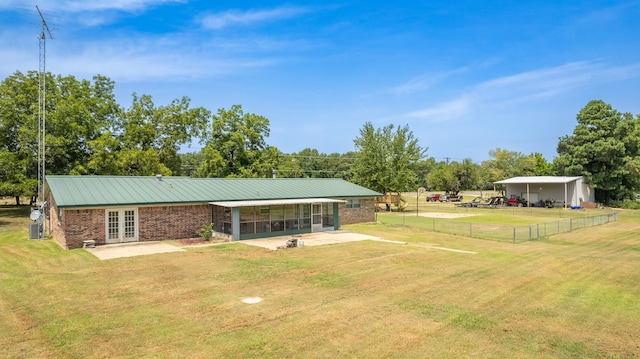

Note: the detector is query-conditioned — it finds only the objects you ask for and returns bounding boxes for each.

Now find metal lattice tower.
[35,5,52,238]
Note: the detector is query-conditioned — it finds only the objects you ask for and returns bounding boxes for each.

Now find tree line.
[1,71,639,204]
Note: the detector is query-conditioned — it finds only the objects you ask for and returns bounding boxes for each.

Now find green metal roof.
[46,175,381,208]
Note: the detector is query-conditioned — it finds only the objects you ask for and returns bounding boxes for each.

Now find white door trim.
[105,207,138,244]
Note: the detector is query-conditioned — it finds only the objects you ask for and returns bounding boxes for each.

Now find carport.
[494,176,594,208]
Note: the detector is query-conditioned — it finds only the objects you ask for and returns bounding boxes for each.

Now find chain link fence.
[377,211,619,243]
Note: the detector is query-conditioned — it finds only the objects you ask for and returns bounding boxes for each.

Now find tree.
[426,162,459,193]
[554,100,640,203]
[532,152,554,176]
[87,94,209,176]
[457,158,483,190]
[0,71,121,203]
[352,122,426,193]
[426,158,482,193]
[481,148,536,183]
[179,152,206,177]
[196,105,271,178]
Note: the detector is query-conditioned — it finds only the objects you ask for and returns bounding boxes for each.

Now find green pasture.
[375,204,619,242]
[1,205,640,358]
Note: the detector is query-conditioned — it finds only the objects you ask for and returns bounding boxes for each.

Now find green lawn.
[1,205,640,358]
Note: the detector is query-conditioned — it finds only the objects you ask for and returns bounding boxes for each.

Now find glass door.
[105,208,138,244]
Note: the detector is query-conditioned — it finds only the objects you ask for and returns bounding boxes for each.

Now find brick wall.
[138,204,211,241]
[63,208,106,249]
[57,204,211,249]
[338,198,376,225]
[47,194,68,249]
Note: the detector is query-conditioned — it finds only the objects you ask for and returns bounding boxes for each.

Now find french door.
[106,208,138,244]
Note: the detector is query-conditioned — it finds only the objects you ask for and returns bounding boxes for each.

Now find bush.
[611,200,640,210]
[199,223,215,241]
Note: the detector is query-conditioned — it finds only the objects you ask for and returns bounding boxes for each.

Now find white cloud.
[407,96,472,123]
[390,67,469,95]
[3,0,186,13]
[200,6,310,30]
[48,35,280,82]
[405,61,640,123]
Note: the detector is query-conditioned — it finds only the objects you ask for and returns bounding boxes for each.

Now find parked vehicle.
[426,193,443,202]
[442,193,463,202]
[508,195,528,207]
[458,196,485,207]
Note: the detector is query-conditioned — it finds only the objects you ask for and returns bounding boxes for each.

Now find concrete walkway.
[241,230,406,250]
[85,241,185,260]
[84,231,474,259]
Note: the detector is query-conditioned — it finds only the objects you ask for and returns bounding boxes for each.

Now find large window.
[271,205,285,232]
[284,204,299,231]
[255,206,271,234]
[240,206,255,234]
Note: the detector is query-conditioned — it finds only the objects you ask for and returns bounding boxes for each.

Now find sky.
[1,1,639,163]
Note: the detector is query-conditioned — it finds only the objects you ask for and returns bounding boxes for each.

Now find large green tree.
[275,149,355,179]
[0,71,120,203]
[481,148,536,184]
[196,105,273,178]
[426,158,482,193]
[88,94,209,176]
[554,100,640,203]
[352,122,426,193]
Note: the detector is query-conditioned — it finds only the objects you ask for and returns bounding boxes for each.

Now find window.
[346,199,361,209]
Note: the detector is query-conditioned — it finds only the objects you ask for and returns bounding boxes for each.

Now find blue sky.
[1,1,639,163]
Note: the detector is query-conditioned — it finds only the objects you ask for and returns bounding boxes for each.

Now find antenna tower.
[34,5,53,238]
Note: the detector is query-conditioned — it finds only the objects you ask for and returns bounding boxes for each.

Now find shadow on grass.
[0,206,31,218]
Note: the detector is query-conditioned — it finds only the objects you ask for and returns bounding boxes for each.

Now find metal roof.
[494,176,584,185]
[209,198,345,207]
[46,175,381,208]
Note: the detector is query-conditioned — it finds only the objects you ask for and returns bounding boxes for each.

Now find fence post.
[529,225,532,240]
[570,218,573,231]
[513,227,516,243]
[536,224,539,239]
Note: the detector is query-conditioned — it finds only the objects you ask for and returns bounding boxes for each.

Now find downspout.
[526,183,530,207]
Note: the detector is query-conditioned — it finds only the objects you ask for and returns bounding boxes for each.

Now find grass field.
[1,205,640,358]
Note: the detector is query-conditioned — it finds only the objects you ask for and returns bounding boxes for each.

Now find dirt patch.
[418,212,479,219]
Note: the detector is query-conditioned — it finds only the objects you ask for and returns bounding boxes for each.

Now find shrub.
[612,200,640,210]
[199,223,215,241]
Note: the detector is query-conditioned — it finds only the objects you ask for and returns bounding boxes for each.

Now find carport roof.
[494,176,583,184]
[46,175,381,208]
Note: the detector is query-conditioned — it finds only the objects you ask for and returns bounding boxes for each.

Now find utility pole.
[32,5,53,239]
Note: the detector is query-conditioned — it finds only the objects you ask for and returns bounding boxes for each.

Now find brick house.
[45,175,381,249]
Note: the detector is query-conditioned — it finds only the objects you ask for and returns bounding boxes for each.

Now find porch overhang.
[209,198,345,208]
